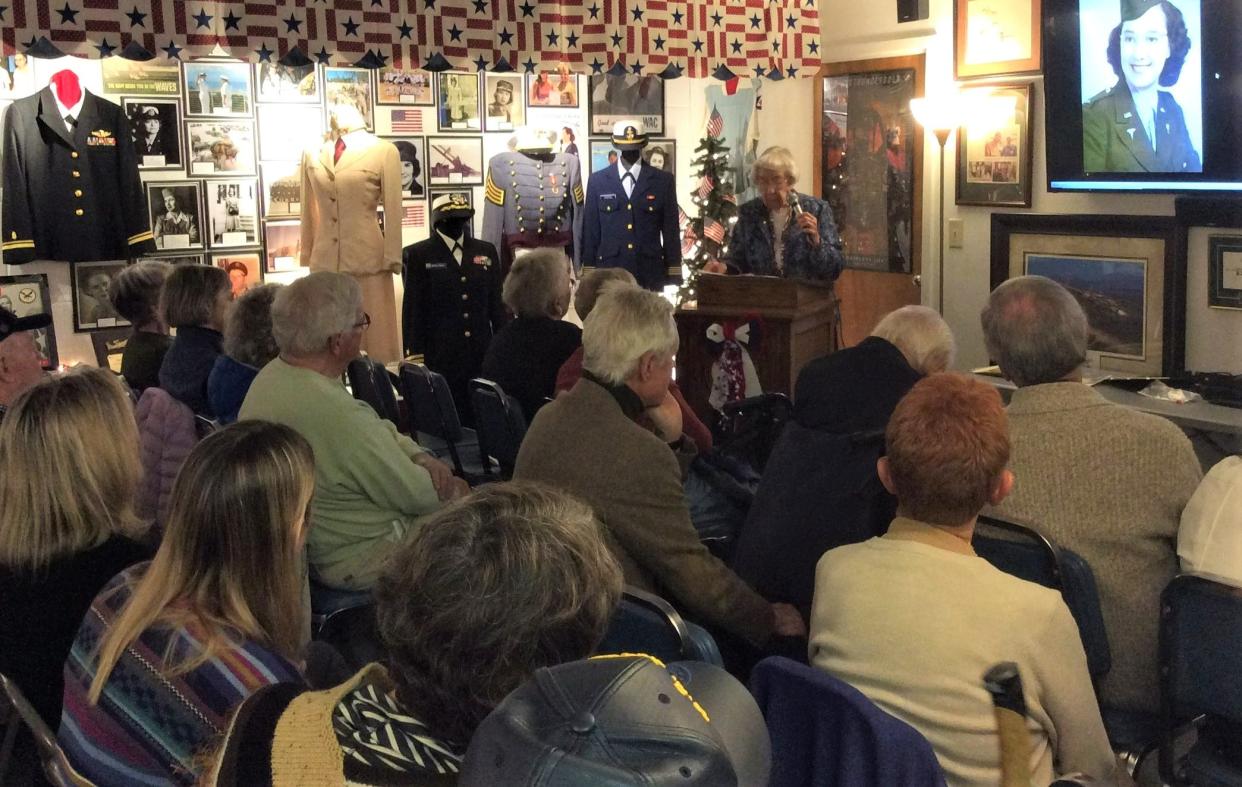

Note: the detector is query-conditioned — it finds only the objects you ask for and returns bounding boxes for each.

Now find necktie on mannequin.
[64,114,77,131]
[622,171,635,198]
[451,241,463,263]
[334,137,346,164]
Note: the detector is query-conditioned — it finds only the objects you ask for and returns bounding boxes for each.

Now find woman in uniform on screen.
[1082,0,1201,173]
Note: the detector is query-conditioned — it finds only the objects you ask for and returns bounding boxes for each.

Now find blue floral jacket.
[725,194,844,282]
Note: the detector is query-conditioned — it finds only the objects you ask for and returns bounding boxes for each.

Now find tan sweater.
[990,382,1202,713]
[809,518,1116,787]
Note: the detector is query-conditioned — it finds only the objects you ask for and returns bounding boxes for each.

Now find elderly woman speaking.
[714,146,844,282]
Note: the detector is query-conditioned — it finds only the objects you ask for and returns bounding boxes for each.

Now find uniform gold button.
[627,243,634,249]
[511,181,517,187]
[463,312,469,318]
[461,294,468,300]
[75,208,84,216]
[627,223,633,230]
[626,204,632,210]
[539,195,545,201]
[71,151,79,158]
[460,276,467,283]
[74,190,83,197]
[539,207,545,213]
[71,170,80,178]
[464,331,472,337]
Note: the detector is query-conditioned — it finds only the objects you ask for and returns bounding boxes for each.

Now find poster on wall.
[324,66,375,130]
[256,62,319,103]
[122,98,182,170]
[588,75,664,135]
[206,180,260,248]
[102,59,181,96]
[147,181,204,251]
[0,274,57,368]
[187,120,257,176]
[71,261,131,332]
[819,67,919,273]
[183,62,253,116]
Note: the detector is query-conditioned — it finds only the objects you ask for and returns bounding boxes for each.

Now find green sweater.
[239,358,440,590]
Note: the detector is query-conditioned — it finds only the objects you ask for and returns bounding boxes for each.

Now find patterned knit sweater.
[59,565,303,785]
[989,382,1202,713]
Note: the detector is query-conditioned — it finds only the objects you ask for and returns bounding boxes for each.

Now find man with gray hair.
[981,274,1201,715]
[240,271,466,591]
[515,283,806,659]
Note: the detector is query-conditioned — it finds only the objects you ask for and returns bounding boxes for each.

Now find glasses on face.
[755,174,789,188]
[354,313,371,331]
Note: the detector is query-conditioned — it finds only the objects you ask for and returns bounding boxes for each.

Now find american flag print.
[706,105,724,138]
[390,110,424,134]
[402,203,426,228]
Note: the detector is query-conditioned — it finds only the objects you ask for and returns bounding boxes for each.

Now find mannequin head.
[329,103,367,135]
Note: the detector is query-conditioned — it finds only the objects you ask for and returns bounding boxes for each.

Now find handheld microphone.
[787,191,803,217]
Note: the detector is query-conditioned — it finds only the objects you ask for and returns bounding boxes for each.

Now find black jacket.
[793,336,922,432]
[158,325,223,416]
[481,317,580,422]
[2,87,155,263]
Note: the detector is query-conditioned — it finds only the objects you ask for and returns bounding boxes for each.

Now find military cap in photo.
[1121,0,1163,21]
[139,105,161,118]
[0,305,51,344]
[431,192,475,218]
[459,654,771,786]
[494,79,514,94]
[611,119,648,150]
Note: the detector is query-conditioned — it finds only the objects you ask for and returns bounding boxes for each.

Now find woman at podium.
[706,146,844,282]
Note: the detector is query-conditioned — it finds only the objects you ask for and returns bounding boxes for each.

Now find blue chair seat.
[596,587,723,666]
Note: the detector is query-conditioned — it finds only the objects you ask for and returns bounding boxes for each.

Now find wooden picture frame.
[0,273,57,368]
[954,0,1042,79]
[956,83,1034,207]
[990,213,1187,376]
[814,55,924,274]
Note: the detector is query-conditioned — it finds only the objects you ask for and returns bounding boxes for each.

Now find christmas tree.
[678,106,738,304]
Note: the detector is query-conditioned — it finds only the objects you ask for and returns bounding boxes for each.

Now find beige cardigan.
[990,382,1202,713]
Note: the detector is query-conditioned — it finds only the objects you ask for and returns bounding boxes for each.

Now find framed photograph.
[90,328,130,373]
[990,213,1186,376]
[1,54,37,99]
[589,139,620,173]
[528,68,580,108]
[814,56,924,274]
[377,68,434,105]
[0,274,57,368]
[205,179,260,248]
[436,72,481,132]
[183,61,252,116]
[1208,235,1242,310]
[427,136,484,185]
[212,250,264,300]
[588,75,664,135]
[324,66,374,131]
[146,181,204,251]
[71,260,131,332]
[954,0,1042,79]
[261,161,302,220]
[186,119,257,176]
[483,74,524,132]
[255,62,319,103]
[144,253,206,266]
[643,138,676,176]
[122,98,182,170]
[102,58,180,96]
[263,221,303,273]
[956,84,1033,207]
[382,136,427,198]
[257,104,324,161]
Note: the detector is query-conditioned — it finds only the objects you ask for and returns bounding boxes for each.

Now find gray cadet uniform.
[481,151,585,272]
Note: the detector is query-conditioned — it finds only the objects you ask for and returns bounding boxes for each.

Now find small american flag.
[706,106,724,139]
[697,176,714,199]
[391,110,423,134]
[681,223,698,256]
[402,204,426,228]
[703,220,725,244]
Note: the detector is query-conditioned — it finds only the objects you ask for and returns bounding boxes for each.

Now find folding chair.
[346,357,401,428]
[0,672,95,786]
[314,602,384,674]
[398,362,487,480]
[595,586,723,666]
[468,377,527,479]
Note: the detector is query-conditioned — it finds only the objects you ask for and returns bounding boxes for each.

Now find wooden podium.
[674,274,838,422]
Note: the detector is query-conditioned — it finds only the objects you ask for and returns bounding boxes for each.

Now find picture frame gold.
[954,0,1043,79]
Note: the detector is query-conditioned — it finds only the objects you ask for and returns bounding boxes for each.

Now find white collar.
[617,159,642,181]
[55,90,85,122]
[436,229,464,252]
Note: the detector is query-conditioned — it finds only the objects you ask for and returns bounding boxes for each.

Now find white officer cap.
[611,119,648,150]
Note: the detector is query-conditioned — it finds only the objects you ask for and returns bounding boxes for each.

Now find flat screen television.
[1043,0,1242,192]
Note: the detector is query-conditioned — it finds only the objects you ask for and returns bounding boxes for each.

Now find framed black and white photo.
[264,221,303,273]
[588,75,664,135]
[146,181,204,251]
[324,66,375,131]
[436,72,481,132]
[102,58,180,96]
[212,250,264,300]
[205,179,260,248]
[122,98,182,170]
[255,62,319,103]
[182,61,252,117]
[257,104,324,161]
[383,136,426,198]
[483,74,523,132]
[71,260,131,332]
[186,119,257,176]
[1208,235,1242,310]
[377,68,434,105]
[91,328,130,373]
[643,138,676,176]
[261,161,302,220]
[0,273,57,368]
[427,136,484,185]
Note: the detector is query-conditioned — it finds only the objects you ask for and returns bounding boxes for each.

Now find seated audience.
[557,267,713,452]
[481,249,580,420]
[108,260,172,393]
[515,284,804,657]
[240,272,465,591]
[0,368,149,730]
[208,283,282,424]
[735,305,955,617]
[59,421,314,785]
[809,373,1115,787]
[982,275,1201,713]
[158,264,231,415]
[1179,455,1242,587]
[208,482,623,784]
[0,304,49,421]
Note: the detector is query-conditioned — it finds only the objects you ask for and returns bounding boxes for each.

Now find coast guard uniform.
[2,88,154,263]
[481,151,584,272]
[582,159,681,290]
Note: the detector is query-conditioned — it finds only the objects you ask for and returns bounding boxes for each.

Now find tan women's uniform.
[300,131,403,362]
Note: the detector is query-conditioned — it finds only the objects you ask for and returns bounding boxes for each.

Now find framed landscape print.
[956,84,1033,207]
[588,75,664,135]
[182,61,252,116]
[0,274,56,368]
[255,62,319,103]
[186,119,257,176]
[377,68,434,105]
[954,0,1042,79]
[122,98,182,170]
[147,181,205,251]
[436,72,482,131]
[71,260,131,332]
[427,136,484,185]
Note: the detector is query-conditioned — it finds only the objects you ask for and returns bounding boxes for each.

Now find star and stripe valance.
[0,0,822,79]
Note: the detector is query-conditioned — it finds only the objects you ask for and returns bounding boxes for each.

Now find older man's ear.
[876,456,896,496]
[990,469,1015,507]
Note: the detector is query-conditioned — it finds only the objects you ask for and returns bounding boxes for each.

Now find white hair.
[582,284,679,385]
[270,271,361,357]
[752,145,799,185]
[871,305,957,375]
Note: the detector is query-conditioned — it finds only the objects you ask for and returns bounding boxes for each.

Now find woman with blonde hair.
[59,420,314,785]
[0,367,150,731]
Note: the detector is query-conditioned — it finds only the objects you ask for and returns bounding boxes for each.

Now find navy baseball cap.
[0,305,51,344]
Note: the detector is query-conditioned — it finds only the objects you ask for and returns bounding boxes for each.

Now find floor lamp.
[910,97,958,315]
